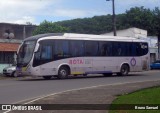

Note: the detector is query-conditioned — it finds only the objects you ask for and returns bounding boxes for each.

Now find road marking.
[3,79,160,113]
[23,79,160,103]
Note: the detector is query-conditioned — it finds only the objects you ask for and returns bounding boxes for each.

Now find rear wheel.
[43,76,52,80]
[117,64,129,76]
[57,67,69,79]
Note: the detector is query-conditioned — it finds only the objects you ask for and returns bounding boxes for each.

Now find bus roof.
[24,33,147,42]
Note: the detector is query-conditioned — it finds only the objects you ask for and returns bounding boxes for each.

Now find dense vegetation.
[33,7,160,36]
[33,20,69,35]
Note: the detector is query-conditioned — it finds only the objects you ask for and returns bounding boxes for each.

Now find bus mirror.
[34,43,39,52]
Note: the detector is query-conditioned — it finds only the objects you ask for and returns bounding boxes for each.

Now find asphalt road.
[0,70,160,104]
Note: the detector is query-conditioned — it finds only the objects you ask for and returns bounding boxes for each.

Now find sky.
[0,0,160,25]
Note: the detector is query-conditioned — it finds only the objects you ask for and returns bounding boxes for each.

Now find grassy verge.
[0,74,11,80]
[109,87,160,113]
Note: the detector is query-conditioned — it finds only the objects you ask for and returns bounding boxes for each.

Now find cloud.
[51,9,106,18]
[13,16,36,24]
[53,9,87,18]
[0,0,59,24]
[0,0,159,24]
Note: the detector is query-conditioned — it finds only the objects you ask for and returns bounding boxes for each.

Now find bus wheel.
[117,64,129,76]
[57,67,69,79]
[43,76,52,80]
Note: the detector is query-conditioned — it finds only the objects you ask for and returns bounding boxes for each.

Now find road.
[0,70,160,104]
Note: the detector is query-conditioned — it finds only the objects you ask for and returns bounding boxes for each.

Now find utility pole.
[106,0,117,36]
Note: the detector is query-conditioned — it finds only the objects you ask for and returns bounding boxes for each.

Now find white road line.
[3,79,160,113]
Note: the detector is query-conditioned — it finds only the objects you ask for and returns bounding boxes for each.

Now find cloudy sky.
[0,0,160,25]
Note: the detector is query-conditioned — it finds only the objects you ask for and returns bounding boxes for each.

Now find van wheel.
[43,76,52,80]
[12,71,18,77]
[57,67,69,79]
[117,64,129,76]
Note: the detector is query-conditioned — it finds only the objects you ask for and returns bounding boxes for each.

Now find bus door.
[69,58,86,75]
[93,41,115,73]
[83,58,93,74]
[39,41,54,75]
[83,41,99,74]
[69,40,85,75]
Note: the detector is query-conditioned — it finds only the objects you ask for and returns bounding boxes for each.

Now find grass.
[0,74,7,80]
[109,87,160,113]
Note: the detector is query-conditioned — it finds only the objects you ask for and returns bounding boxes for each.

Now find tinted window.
[85,41,98,56]
[33,40,53,67]
[115,42,132,56]
[140,42,149,56]
[112,42,120,56]
[70,40,84,57]
[41,45,52,60]
[131,42,148,56]
[54,40,70,60]
[99,42,112,56]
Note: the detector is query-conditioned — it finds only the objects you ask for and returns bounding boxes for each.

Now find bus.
[16,33,150,79]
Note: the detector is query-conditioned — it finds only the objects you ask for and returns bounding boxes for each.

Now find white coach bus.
[16,33,150,79]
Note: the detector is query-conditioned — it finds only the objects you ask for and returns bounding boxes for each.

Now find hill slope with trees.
[33,7,160,36]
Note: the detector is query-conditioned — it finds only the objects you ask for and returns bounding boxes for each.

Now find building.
[102,27,147,38]
[102,27,158,63]
[0,23,36,73]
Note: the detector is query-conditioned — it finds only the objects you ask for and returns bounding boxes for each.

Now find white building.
[102,27,158,63]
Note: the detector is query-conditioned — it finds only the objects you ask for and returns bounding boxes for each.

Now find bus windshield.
[17,40,36,66]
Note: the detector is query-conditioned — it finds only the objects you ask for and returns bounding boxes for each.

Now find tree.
[26,22,32,25]
[35,7,160,36]
[33,20,69,35]
[125,6,155,35]
[153,7,160,36]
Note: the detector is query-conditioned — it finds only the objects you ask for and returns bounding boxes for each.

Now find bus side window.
[112,42,118,56]
[140,42,149,56]
[41,46,52,60]
[85,41,98,56]
[100,44,107,56]
[70,40,84,57]
[99,42,112,56]
[54,40,70,60]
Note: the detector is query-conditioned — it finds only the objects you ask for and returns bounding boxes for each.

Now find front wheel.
[57,67,69,79]
[117,64,129,76]
[12,71,18,77]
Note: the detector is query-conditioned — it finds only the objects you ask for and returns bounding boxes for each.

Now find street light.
[106,0,117,36]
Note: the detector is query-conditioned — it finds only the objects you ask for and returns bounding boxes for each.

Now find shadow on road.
[17,73,147,82]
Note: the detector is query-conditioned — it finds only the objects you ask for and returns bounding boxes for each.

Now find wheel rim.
[60,69,67,76]
[121,65,128,75]
[14,72,17,77]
